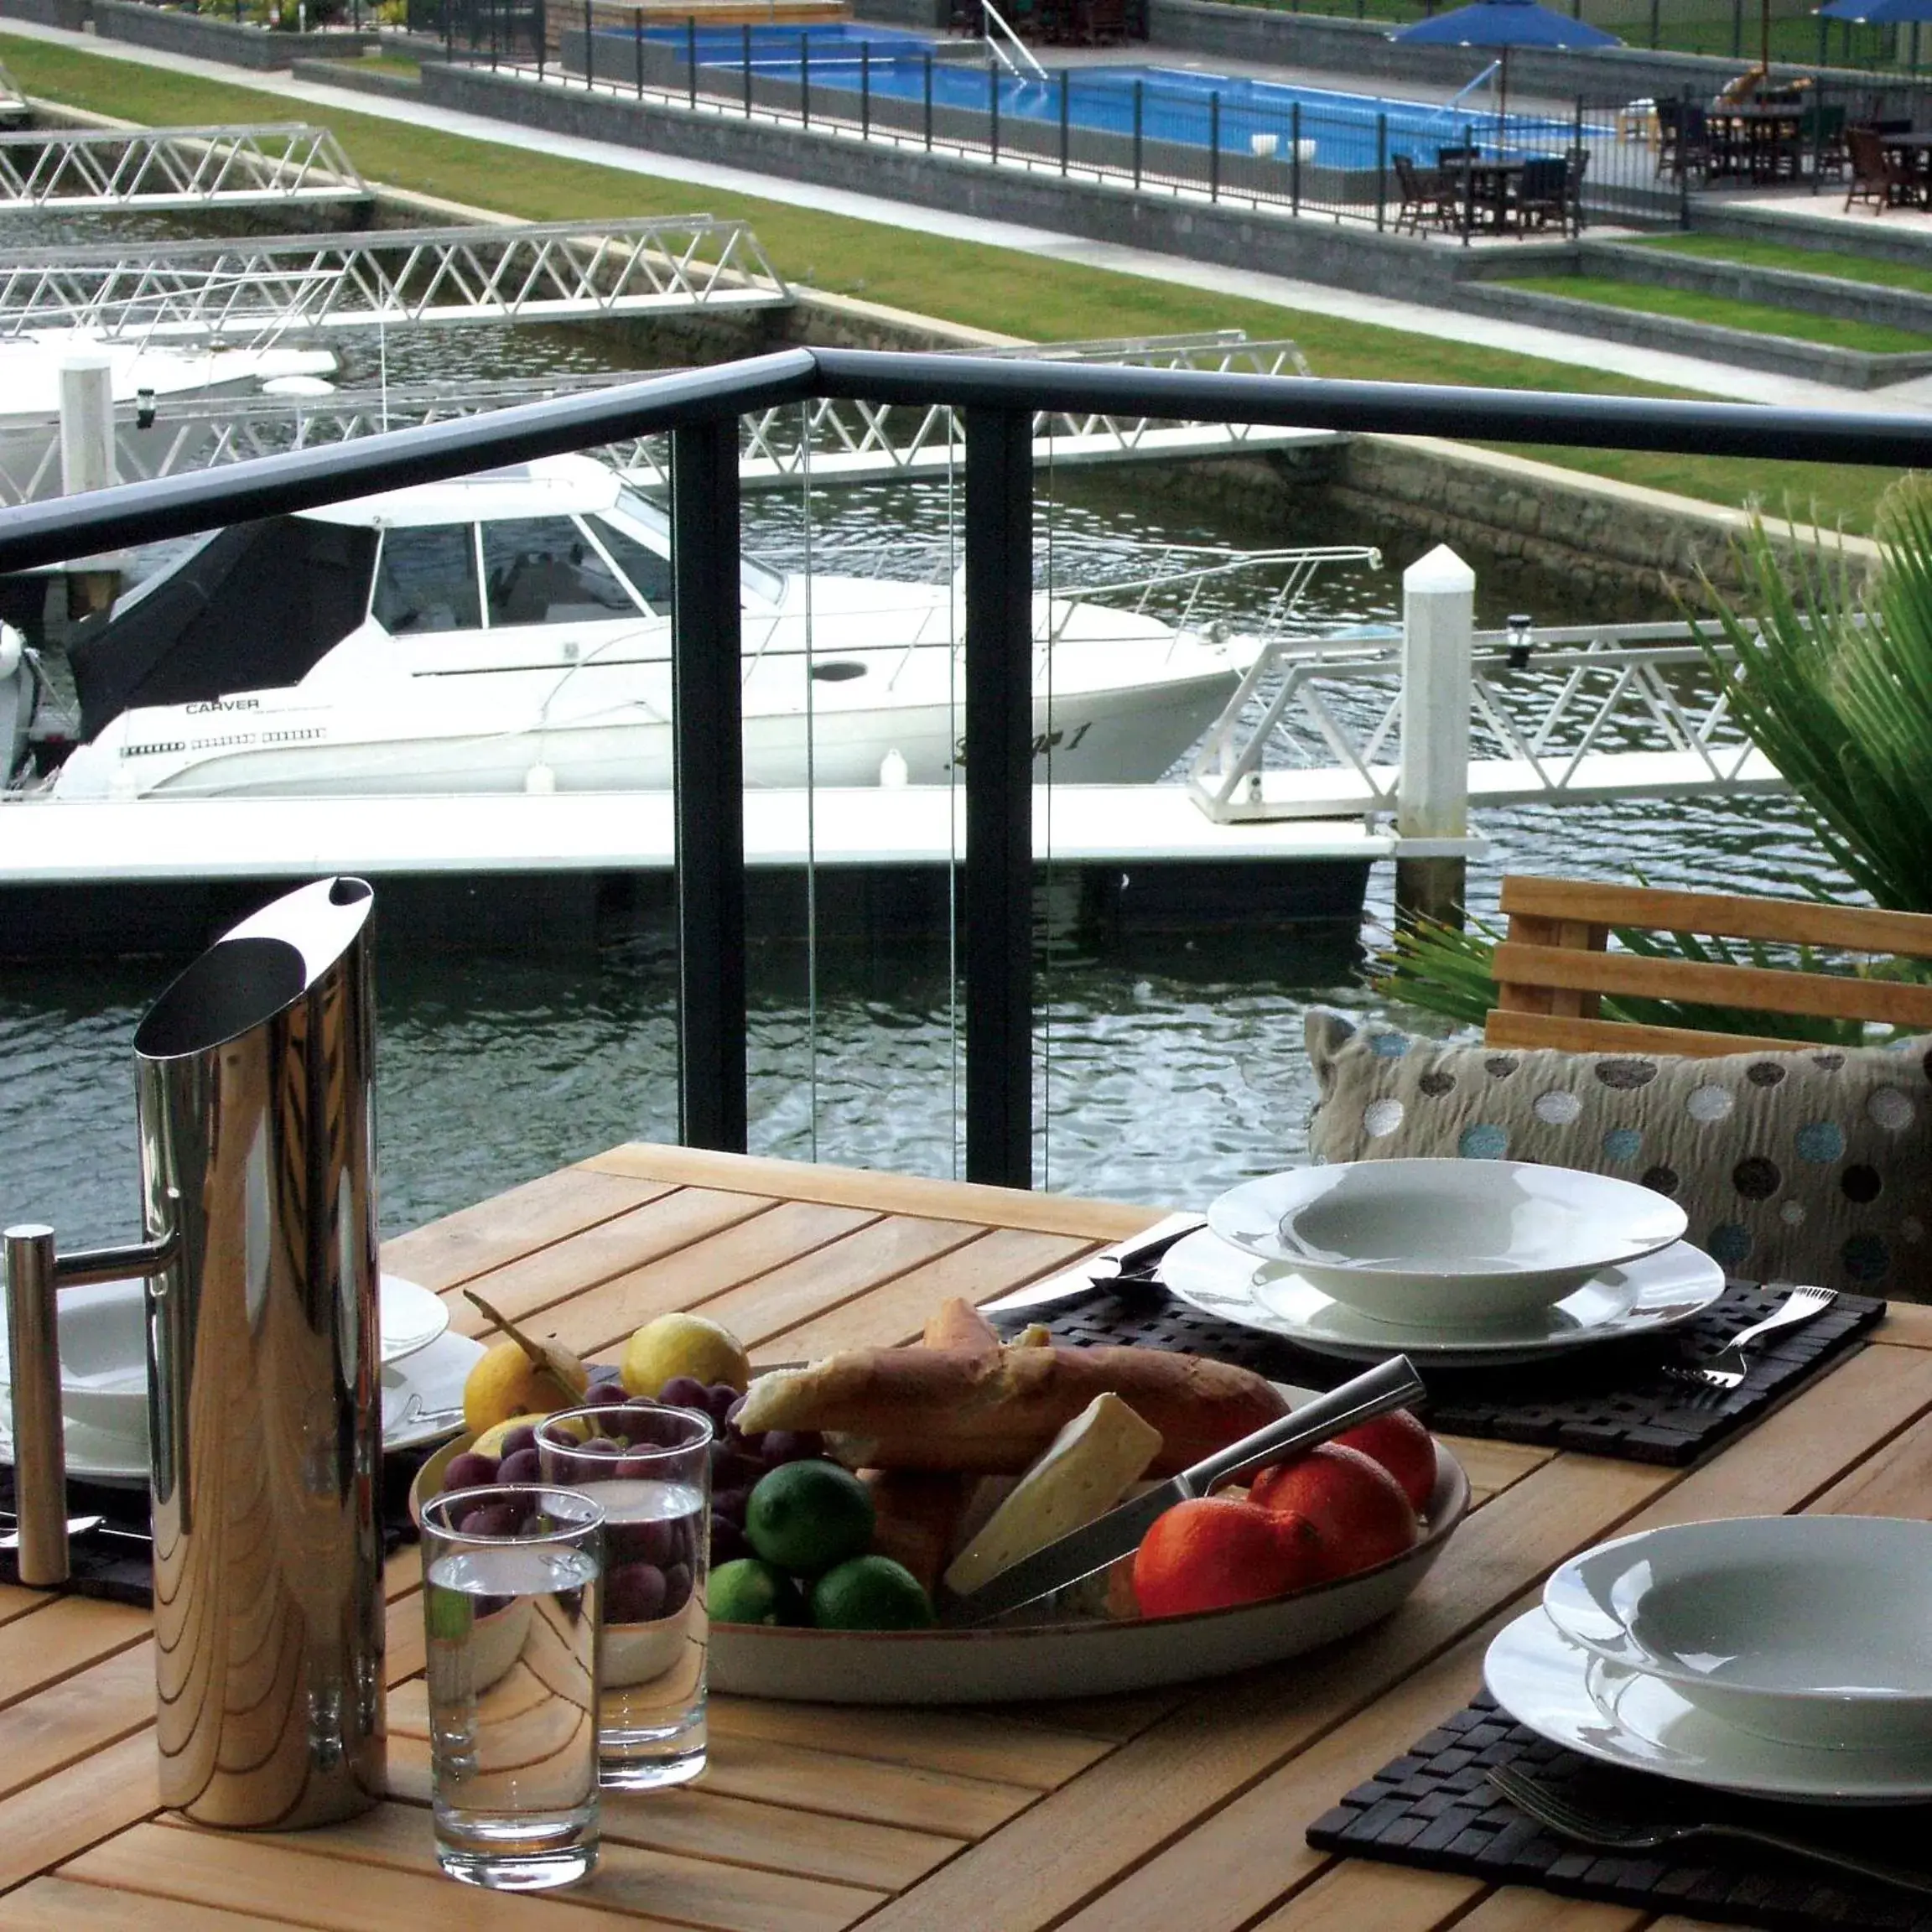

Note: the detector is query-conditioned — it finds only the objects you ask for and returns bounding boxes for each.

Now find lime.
[811,1555,934,1632]
[744,1460,875,1576]
[709,1557,807,1628]
[621,1313,750,1400]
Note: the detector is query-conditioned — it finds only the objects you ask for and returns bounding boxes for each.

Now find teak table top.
[6,1142,1932,1932]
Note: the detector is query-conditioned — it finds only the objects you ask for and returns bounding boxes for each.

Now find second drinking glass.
[537,1401,714,1788]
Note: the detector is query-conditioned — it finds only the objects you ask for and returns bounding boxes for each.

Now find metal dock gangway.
[0,333,1339,505]
[0,215,789,343]
[0,123,368,211]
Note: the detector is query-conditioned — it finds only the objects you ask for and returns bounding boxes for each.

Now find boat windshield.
[610,488,787,606]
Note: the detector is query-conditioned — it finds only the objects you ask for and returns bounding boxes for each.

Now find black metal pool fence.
[3,351,1929,1186]
[418,3,1932,234]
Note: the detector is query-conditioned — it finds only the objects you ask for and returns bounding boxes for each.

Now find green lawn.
[0,29,1906,532]
[1506,273,1932,355]
[1633,232,1932,299]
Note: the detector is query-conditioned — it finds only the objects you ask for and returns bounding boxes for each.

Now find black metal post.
[1059,68,1069,173]
[1730,0,1741,60]
[687,14,697,106]
[962,408,1033,1191]
[1133,77,1143,187]
[925,51,934,148]
[1291,101,1301,213]
[1648,0,1657,48]
[1680,86,1691,227]
[743,21,752,115]
[989,59,1000,164]
[1375,112,1387,230]
[444,0,453,62]
[861,43,870,139]
[1208,91,1219,200]
[638,13,647,96]
[490,0,498,71]
[584,0,594,89]
[536,0,544,81]
[1818,9,1827,62]
[801,32,810,127]
[670,419,747,1156]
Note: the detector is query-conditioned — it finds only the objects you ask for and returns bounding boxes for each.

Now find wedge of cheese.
[942,1392,1163,1597]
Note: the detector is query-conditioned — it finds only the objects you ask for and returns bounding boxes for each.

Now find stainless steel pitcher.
[135,875,386,1827]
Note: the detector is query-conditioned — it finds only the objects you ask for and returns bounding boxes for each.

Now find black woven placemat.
[1,1447,434,1607]
[989,1280,1884,1465]
[1308,1694,1932,1932]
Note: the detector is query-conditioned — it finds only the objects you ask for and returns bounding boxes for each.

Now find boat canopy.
[69,515,378,740]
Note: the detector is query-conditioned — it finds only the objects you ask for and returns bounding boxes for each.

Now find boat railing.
[0,350,1921,1188]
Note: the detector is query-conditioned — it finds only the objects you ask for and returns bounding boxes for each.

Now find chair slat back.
[1484,876,1932,1057]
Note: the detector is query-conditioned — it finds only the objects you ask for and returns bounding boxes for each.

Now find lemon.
[744,1460,874,1576]
[709,1557,808,1628]
[462,1337,588,1438]
[621,1313,750,1400]
[811,1555,934,1631]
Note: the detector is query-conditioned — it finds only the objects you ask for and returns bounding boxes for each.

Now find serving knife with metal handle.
[937,1354,1426,1628]
[979,1213,1208,1317]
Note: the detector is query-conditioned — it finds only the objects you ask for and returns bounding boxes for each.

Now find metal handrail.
[2,349,1928,1188]
[979,0,1047,83]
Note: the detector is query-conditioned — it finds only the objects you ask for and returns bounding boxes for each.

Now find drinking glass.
[420,1484,604,1889]
[537,1401,713,1789]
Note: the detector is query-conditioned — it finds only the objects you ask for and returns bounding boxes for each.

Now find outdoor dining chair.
[1393,153,1457,234]
[1845,124,1919,212]
[1510,154,1570,232]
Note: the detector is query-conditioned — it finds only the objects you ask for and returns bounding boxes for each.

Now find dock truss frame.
[0,122,368,211]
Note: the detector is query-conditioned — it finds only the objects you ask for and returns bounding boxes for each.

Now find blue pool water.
[641,24,1581,168]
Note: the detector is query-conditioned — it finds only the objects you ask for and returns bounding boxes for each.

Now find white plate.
[382,1330,488,1451]
[709,1448,1468,1705]
[1544,1515,1932,1750]
[2,1270,448,1403]
[1485,1605,1932,1805]
[1161,1228,1725,1365]
[1208,1161,1687,1324]
[0,1326,485,1485]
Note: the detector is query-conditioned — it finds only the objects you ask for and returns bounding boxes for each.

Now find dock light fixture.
[135,387,155,431]
[1506,614,1533,669]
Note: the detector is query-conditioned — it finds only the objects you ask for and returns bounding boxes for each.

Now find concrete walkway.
[2,15,1928,414]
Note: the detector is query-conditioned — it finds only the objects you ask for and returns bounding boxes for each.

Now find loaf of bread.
[922,1298,1000,1354]
[861,1468,973,1592]
[735,1345,1285,1475]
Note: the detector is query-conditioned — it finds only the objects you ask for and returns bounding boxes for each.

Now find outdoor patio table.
[1449,158,1528,235]
[1707,103,1807,182]
[1882,129,1932,205]
[4,1140,1932,1929]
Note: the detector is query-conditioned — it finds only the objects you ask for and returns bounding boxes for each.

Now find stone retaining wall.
[0,0,90,30]
[91,0,372,69]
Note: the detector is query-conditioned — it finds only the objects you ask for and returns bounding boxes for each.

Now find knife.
[979,1213,1208,1317]
[937,1354,1426,1628]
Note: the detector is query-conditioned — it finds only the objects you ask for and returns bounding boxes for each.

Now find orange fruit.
[1130,1496,1327,1619]
[1332,1410,1439,1514]
[1249,1444,1419,1581]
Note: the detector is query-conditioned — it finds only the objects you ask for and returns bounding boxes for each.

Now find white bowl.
[1207,1160,1687,1326]
[1545,1516,1932,1750]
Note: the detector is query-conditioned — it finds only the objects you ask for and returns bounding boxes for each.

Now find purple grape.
[709,1518,748,1566]
[473,1593,512,1620]
[711,1447,766,1493]
[605,1561,667,1625]
[711,1485,750,1526]
[661,1561,693,1616]
[657,1375,711,1414]
[615,1515,680,1568]
[497,1447,542,1484]
[575,1436,623,1458]
[457,1503,522,1538]
[704,1383,741,1423]
[443,1452,500,1490]
[623,1404,702,1448]
[581,1382,631,1410]
[726,1391,750,1427]
[757,1430,823,1465]
[496,1426,538,1462]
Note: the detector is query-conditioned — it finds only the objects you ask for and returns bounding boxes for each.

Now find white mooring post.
[59,351,119,620]
[58,351,116,497]
[1395,543,1474,928]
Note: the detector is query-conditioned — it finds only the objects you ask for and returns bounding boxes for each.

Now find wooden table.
[7,1141,1932,1932]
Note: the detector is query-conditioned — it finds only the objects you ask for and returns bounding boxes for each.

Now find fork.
[1663,1284,1838,1397]
[1487,1762,1932,1898]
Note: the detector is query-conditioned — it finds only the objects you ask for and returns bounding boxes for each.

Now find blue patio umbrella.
[1393,0,1621,136]
[1817,0,1932,20]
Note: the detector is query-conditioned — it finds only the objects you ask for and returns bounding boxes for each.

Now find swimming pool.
[641,24,1582,170]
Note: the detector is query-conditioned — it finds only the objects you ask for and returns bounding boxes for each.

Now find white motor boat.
[13,454,1375,799]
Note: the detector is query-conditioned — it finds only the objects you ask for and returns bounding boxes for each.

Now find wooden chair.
[1485,876,1932,1058]
[1509,154,1569,233]
[1562,144,1590,236]
[1392,153,1455,235]
[1845,124,1915,212]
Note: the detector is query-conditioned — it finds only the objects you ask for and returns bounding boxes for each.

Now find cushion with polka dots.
[1305,1009,1932,1296]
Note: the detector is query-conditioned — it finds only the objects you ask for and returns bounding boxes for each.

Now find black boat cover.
[69,516,378,741]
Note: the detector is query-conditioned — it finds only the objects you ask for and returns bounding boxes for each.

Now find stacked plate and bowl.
[0,1272,480,1486]
[1489,1514,1932,1804]
[1171,1157,1719,1367]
